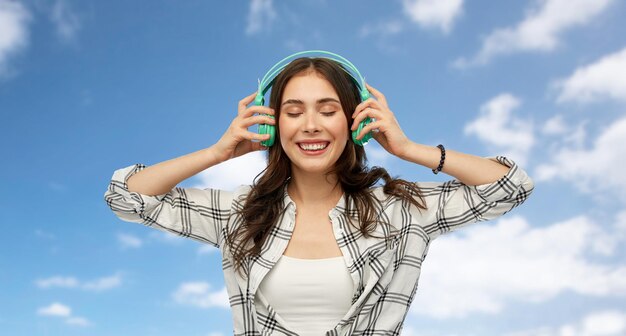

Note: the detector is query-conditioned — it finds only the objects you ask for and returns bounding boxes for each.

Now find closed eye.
[286,112,336,117]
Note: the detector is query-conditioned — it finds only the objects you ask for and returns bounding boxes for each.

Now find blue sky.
[2,0,626,335]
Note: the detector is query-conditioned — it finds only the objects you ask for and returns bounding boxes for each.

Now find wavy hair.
[225,57,427,277]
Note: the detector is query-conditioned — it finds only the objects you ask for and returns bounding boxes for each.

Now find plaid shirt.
[104,156,533,335]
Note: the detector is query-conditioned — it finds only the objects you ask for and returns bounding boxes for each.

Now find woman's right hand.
[213,91,276,162]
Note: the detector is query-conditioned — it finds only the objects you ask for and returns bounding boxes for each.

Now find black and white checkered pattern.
[104,156,534,335]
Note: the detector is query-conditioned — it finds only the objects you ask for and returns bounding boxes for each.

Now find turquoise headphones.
[255,50,374,147]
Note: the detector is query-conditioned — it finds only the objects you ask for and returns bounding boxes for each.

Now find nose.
[302,111,321,134]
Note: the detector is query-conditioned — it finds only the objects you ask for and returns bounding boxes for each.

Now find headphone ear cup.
[351,116,373,146]
[255,94,275,147]
[259,116,276,147]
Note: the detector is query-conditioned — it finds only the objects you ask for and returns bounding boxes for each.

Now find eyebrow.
[281,97,341,107]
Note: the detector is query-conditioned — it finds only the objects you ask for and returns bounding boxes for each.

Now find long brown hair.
[225,57,427,277]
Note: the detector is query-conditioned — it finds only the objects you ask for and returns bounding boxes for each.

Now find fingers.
[238,91,275,118]
[351,90,394,132]
[351,105,382,131]
[354,120,382,140]
[233,128,271,142]
[352,98,381,119]
[230,112,274,139]
[242,115,275,128]
[232,92,276,144]
[242,105,275,118]
[248,131,272,141]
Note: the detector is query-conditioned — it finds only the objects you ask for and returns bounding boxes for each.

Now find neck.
[287,170,343,208]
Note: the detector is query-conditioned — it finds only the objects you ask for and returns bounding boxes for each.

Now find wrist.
[398,140,418,162]
[205,145,227,166]
[431,144,446,174]
[399,142,441,170]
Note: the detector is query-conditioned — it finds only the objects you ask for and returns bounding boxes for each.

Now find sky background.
[1,0,626,335]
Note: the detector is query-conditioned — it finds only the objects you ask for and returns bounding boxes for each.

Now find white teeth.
[299,142,328,151]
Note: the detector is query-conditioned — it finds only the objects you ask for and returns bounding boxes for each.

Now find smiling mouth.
[298,142,329,151]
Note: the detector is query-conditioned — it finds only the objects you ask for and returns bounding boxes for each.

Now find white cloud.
[66,316,91,327]
[402,0,464,34]
[454,0,615,68]
[464,93,534,166]
[0,0,31,77]
[357,19,405,54]
[36,273,122,291]
[542,115,567,135]
[580,311,626,336]
[117,232,142,249]
[172,282,230,309]
[617,210,626,238]
[359,19,404,39]
[411,214,626,318]
[535,117,626,203]
[504,310,626,336]
[124,230,188,247]
[36,276,79,289]
[553,47,626,104]
[194,151,267,191]
[37,302,92,327]
[81,274,122,291]
[50,0,80,43]
[245,0,276,36]
[37,302,71,317]
[542,115,588,148]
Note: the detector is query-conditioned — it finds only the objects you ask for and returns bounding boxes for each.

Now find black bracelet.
[432,144,446,174]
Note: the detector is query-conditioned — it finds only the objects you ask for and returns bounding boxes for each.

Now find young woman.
[104,54,534,335]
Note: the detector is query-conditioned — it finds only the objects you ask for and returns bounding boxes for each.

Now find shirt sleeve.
[103,163,235,248]
[413,156,534,241]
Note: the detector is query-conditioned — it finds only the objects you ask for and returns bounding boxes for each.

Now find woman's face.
[278,71,349,177]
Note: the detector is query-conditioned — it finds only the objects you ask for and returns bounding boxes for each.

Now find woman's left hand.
[351,83,411,158]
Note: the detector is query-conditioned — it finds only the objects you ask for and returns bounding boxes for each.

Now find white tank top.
[255,255,354,335]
